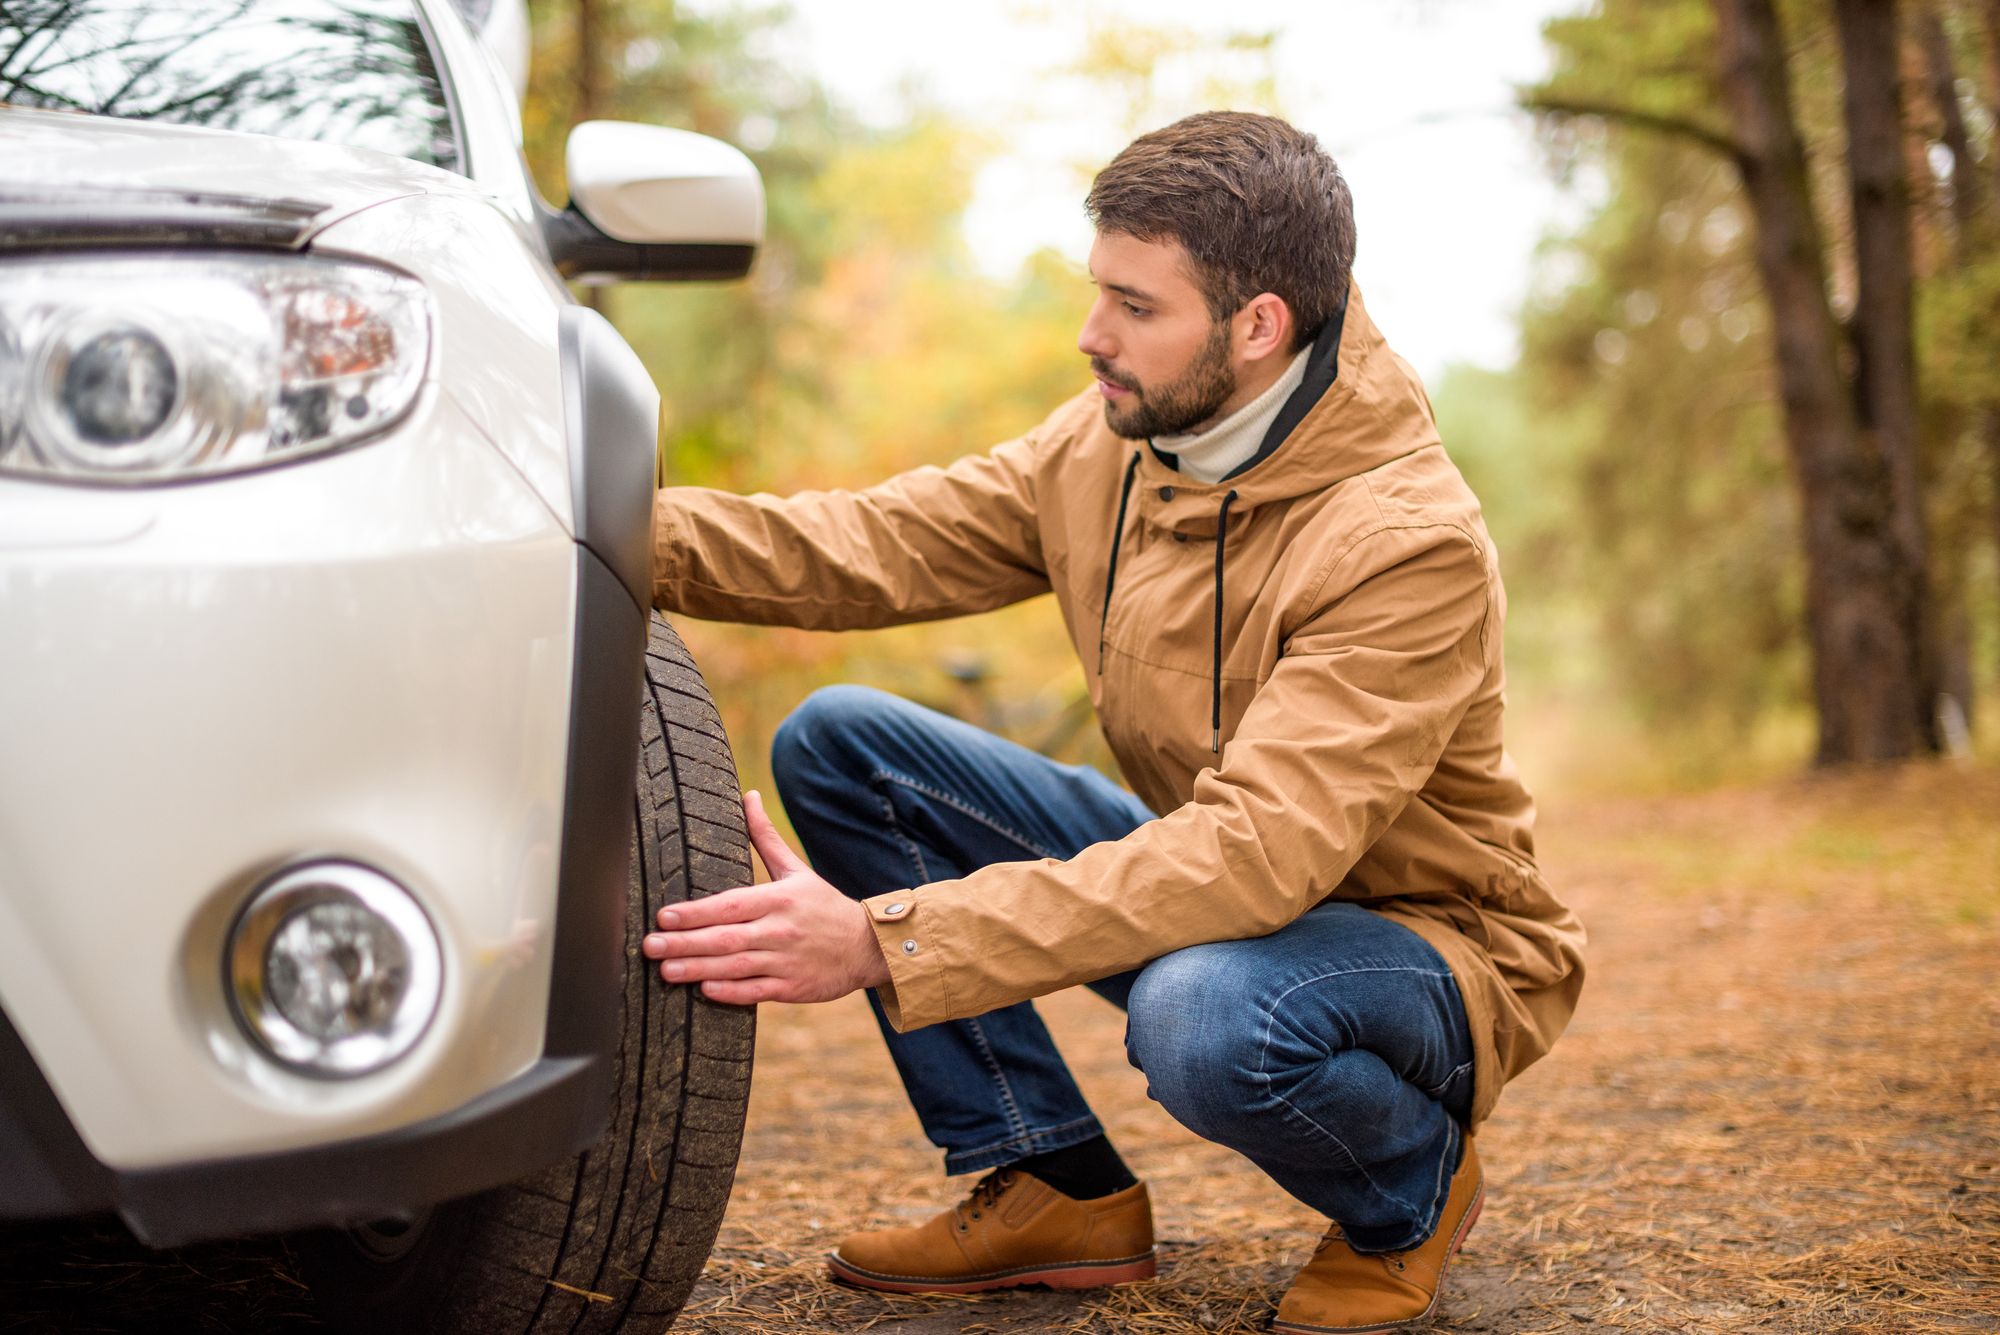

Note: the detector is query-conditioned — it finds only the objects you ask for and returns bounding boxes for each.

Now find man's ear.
[1236,292,1294,364]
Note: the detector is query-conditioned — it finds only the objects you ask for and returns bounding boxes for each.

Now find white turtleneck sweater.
[1153,345,1312,483]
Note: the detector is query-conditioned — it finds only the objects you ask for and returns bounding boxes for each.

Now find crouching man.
[645,111,1586,1332]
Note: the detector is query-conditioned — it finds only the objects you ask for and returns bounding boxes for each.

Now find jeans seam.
[1354,1117,1458,1255]
[1410,1120,1461,1252]
[962,1015,1032,1143]
[943,1115,1104,1172]
[866,770,1023,1126]
[1424,1058,1474,1100]
[1254,965,1458,1222]
[871,779,932,884]
[870,767,1063,861]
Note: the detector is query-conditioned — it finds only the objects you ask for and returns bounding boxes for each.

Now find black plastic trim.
[0,1004,608,1247]
[540,542,647,1060]
[0,1003,115,1220]
[558,304,660,615]
[120,1055,605,1247]
[539,201,756,284]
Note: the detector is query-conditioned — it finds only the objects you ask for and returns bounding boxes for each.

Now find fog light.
[227,862,442,1076]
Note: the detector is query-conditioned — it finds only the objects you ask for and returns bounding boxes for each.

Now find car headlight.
[227,862,443,1077]
[0,254,430,484]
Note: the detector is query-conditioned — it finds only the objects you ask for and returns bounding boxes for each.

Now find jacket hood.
[0,107,483,246]
[1133,281,1443,538]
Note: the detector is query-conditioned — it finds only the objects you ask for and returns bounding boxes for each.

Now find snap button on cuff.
[884,902,907,916]
[901,939,919,955]
[1157,485,1175,500]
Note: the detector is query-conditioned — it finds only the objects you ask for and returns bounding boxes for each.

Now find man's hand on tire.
[642,790,893,1005]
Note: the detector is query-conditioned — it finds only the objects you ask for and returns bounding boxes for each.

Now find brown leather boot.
[827,1167,1156,1294]
[1271,1139,1484,1334]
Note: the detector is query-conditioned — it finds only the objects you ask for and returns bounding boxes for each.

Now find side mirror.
[541,122,765,284]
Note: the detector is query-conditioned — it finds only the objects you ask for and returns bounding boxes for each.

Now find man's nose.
[1077,300,1116,361]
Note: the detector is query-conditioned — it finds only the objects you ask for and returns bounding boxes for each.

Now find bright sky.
[772,0,1587,381]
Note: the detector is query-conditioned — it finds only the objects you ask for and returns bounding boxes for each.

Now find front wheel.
[302,614,756,1332]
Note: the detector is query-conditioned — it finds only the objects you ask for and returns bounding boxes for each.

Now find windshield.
[0,0,460,172]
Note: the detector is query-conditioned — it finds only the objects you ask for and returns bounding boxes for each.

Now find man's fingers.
[655,883,768,931]
[697,977,785,1007]
[743,790,812,880]
[654,951,774,984]
[641,921,777,960]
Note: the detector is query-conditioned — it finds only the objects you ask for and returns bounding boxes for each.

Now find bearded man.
[643,110,1585,1333]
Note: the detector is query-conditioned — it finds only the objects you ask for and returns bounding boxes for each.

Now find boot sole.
[826,1249,1157,1294]
[1269,1185,1485,1335]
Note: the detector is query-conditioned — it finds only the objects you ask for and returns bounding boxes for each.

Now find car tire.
[300,612,755,1333]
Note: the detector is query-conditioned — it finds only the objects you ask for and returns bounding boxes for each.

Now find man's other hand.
[640,790,893,1005]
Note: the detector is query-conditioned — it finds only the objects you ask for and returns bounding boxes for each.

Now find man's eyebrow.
[1093,277,1159,303]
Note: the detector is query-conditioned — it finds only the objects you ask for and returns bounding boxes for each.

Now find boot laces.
[952,1169,1014,1231]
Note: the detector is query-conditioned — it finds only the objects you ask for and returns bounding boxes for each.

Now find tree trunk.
[1713,0,1930,763]
[1986,1,2000,198]
[1920,4,1986,233]
[1918,0,1985,731]
[1833,0,1939,751]
[1980,1,2000,656]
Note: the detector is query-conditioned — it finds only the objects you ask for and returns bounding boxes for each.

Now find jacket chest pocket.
[1093,538,1223,664]
[1100,580,1270,765]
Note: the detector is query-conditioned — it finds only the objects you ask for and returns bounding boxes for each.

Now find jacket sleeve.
[650,422,1053,631]
[860,521,1494,1030]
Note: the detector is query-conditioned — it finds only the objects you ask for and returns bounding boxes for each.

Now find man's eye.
[1123,302,1150,318]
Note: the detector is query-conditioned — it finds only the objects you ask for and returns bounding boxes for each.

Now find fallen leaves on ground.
[681,761,2000,1334]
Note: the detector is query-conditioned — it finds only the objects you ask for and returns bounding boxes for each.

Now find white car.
[0,1,762,1329]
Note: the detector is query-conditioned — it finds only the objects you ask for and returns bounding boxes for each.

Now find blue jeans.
[770,684,1476,1252]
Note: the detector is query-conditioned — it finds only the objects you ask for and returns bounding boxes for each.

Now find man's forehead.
[1088,230,1201,300]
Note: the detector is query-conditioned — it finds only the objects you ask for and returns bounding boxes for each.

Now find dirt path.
[6,765,1995,1333]
[678,764,2000,1334]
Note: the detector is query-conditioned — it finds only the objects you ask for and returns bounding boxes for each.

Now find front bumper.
[0,374,651,1244]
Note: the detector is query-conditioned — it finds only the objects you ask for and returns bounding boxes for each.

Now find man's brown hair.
[1085,111,1356,351]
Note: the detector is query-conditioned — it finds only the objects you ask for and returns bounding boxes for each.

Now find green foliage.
[1515,0,2000,776]
[1522,130,1806,734]
[524,0,857,480]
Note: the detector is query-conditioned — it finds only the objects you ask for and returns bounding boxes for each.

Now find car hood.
[0,107,486,249]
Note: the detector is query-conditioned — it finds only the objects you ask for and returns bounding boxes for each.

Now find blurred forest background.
[522,0,2000,804]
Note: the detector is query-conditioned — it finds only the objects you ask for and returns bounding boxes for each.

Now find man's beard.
[1095,320,1237,440]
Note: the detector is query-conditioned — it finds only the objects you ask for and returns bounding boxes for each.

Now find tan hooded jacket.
[651,284,1585,1126]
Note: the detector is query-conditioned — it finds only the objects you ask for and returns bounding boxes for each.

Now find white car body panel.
[0,388,577,1168]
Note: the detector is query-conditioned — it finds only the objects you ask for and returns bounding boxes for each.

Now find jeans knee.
[770,683,892,799]
[1125,947,1260,1138]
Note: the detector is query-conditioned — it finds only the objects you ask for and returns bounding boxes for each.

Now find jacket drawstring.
[1097,450,1142,675]
[1211,489,1239,754]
